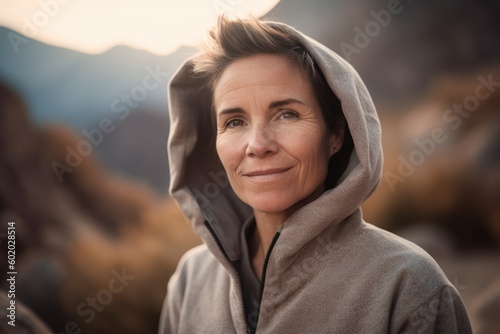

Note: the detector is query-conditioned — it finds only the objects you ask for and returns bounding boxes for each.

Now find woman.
[159,16,471,333]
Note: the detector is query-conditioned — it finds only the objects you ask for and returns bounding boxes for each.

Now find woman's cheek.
[216,132,245,167]
[279,124,318,147]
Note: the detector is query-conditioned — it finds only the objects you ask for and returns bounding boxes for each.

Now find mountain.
[0,26,196,127]
[0,27,196,193]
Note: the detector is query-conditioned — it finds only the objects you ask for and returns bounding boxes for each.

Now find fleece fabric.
[159,21,472,334]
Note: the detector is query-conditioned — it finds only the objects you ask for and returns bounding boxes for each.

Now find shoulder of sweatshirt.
[172,243,235,287]
[357,221,446,275]
[352,223,471,332]
[175,244,219,275]
[351,221,460,304]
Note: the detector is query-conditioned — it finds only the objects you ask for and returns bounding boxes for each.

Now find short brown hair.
[192,16,353,188]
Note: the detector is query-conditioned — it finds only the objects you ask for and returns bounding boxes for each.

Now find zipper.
[205,220,282,334]
[250,228,282,334]
[204,220,231,262]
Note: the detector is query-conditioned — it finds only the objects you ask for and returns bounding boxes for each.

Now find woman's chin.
[246,197,296,216]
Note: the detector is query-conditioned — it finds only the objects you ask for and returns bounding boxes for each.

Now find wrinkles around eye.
[278,110,299,120]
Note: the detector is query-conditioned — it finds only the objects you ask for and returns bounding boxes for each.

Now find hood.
[167,21,382,264]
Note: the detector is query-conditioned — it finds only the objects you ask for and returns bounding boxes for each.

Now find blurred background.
[0,0,499,333]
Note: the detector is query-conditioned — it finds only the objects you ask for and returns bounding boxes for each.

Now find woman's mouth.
[243,167,292,181]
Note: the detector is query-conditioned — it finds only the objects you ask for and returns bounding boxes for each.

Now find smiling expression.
[214,54,341,216]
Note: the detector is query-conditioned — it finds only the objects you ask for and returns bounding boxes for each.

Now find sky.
[0,0,281,54]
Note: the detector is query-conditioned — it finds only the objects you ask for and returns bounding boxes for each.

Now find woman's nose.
[245,124,278,158]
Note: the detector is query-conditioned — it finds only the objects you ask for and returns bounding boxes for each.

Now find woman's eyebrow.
[268,98,308,109]
[217,107,246,117]
[217,98,308,117]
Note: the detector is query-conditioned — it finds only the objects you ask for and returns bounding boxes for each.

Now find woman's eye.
[226,119,245,128]
[279,110,299,120]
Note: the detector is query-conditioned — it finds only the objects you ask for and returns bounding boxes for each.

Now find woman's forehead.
[213,54,314,109]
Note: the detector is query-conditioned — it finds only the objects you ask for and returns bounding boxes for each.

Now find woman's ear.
[329,128,345,157]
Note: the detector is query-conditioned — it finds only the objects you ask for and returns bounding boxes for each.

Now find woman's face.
[214,54,341,216]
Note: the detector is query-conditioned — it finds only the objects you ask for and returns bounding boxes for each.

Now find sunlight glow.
[0,0,281,54]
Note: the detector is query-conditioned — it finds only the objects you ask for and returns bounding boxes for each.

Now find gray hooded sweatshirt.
[159,21,472,334]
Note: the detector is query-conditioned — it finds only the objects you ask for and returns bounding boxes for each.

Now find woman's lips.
[243,167,292,181]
